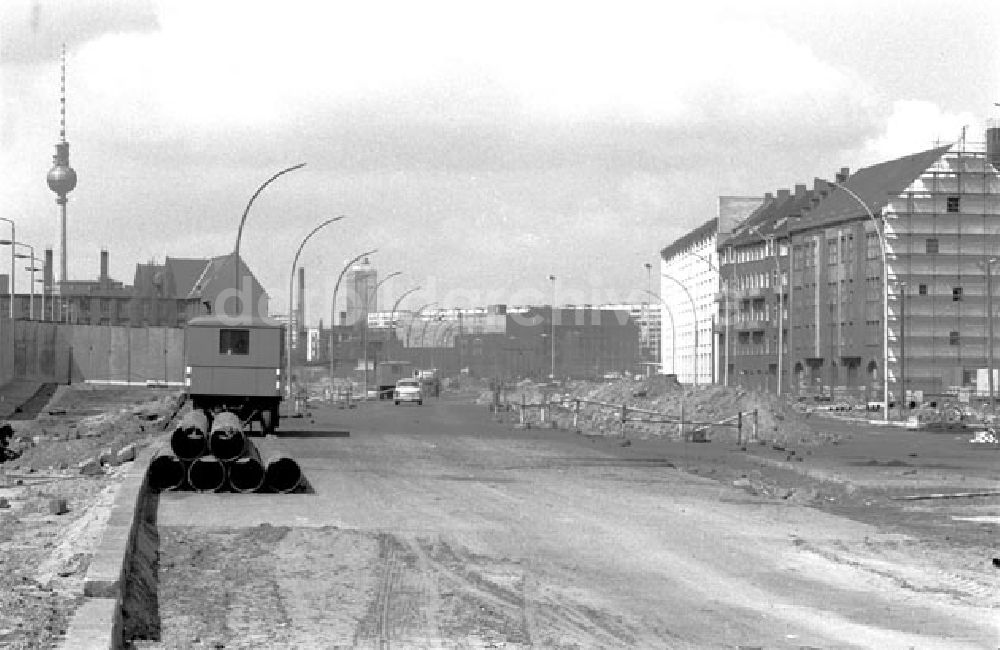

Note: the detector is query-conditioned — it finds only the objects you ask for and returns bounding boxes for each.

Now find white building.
[659,197,763,384]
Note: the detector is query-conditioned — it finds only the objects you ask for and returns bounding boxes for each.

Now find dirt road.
[144,399,999,648]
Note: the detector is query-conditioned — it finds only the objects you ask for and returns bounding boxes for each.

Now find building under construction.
[710,127,1000,405]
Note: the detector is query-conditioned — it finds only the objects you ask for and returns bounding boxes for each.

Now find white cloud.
[61,1,873,138]
[862,100,979,161]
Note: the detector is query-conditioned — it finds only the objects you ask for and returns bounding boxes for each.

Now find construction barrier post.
[737,411,743,446]
[679,403,685,440]
[520,393,525,425]
[620,403,627,438]
[753,409,758,442]
[573,399,580,429]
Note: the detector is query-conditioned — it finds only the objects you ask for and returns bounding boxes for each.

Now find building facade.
[705,134,1000,404]
[660,219,721,384]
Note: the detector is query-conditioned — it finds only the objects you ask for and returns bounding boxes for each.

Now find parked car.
[394,378,423,406]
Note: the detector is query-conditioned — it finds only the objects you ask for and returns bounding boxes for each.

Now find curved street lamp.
[328,249,377,385]
[389,286,421,340]
[661,272,699,386]
[12,243,38,320]
[0,218,15,318]
[285,216,344,399]
[829,181,888,421]
[405,302,438,347]
[684,249,724,386]
[363,270,402,392]
[233,163,306,305]
[643,289,676,376]
[548,274,556,379]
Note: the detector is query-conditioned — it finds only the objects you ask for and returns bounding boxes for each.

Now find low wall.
[7,321,185,385]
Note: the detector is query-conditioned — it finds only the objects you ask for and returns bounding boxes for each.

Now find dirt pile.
[494,377,812,443]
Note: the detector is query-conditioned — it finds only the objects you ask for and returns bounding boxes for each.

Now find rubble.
[77,458,103,476]
[484,376,812,443]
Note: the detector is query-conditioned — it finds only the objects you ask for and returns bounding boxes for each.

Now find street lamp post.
[286,216,344,400]
[406,302,438,347]
[389,286,421,340]
[548,274,556,380]
[747,225,784,397]
[643,263,653,372]
[829,181,888,421]
[12,244,38,320]
[684,249,724,386]
[328,249,377,389]
[363,271,402,395]
[661,272,699,386]
[0,219,15,319]
[979,258,998,415]
[233,163,306,312]
[643,290,676,375]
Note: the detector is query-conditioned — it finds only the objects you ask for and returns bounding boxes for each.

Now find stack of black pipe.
[148,410,302,493]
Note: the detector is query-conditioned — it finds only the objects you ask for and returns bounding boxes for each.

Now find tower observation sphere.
[47,147,77,199]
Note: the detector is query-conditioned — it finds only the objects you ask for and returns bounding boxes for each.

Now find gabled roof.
[165,257,210,299]
[728,184,830,246]
[794,144,952,232]
[192,253,269,300]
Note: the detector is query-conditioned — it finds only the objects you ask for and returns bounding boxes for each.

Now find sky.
[1,0,998,325]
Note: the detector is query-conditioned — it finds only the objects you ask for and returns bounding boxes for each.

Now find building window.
[841,235,854,266]
[827,239,838,265]
[918,284,928,295]
[219,329,250,355]
[947,196,960,213]
[953,287,963,301]
[866,232,880,260]
[949,331,960,346]
[925,238,938,254]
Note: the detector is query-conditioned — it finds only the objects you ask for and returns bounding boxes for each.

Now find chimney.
[100,249,109,283]
[776,188,791,201]
[795,183,807,196]
[987,122,1000,172]
[297,266,306,331]
[44,248,54,293]
[764,192,774,202]
[836,167,850,183]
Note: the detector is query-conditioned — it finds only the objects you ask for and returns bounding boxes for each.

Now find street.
[144,398,999,649]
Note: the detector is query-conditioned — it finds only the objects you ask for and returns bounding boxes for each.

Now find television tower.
[45,44,77,285]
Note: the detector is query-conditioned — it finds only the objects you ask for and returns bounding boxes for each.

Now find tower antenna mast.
[46,44,77,288]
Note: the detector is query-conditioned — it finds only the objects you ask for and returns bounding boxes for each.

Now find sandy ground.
[0,385,182,649]
[140,398,1000,649]
[2,380,997,648]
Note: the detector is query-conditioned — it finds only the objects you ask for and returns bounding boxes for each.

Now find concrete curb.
[62,437,165,650]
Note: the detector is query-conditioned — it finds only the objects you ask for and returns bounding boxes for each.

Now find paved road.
[153,398,999,649]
